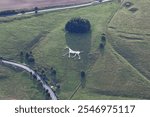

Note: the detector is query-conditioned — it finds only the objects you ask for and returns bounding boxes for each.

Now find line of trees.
[0,6,39,17]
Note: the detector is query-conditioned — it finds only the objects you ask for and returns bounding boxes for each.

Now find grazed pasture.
[0,0,150,99]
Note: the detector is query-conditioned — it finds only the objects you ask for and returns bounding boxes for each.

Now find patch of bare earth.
[0,0,93,11]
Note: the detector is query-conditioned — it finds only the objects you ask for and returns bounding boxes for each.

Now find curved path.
[16,0,112,16]
[0,59,57,100]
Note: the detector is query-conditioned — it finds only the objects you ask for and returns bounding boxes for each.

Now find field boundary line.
[108,43,150,84]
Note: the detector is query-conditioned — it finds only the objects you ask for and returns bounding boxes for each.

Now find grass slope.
[0,66,45,99]
[108,0,150,83]
[0,0,150,99]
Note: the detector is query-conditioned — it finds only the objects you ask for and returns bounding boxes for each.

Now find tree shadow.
[99,44,105,56]
[65,32,92,70]
[80,76,86,88]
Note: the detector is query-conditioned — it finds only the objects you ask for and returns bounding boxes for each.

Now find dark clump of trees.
[25,51,35,63]
[65,17,91,33]
[20,51,35,64]
[0,10,18,16]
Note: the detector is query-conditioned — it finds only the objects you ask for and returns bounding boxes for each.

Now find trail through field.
[0,0,112,17]
[0,0,93,11]
[0,59,57,100]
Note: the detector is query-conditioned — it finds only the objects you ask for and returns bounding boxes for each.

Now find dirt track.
[0,0,93,11]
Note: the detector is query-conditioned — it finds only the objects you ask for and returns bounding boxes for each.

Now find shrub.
[25,52,30,59]
[52,70,56,76]
[20,51,24,56]
[28,57,35,63]
[101,35,106,42]
[65,17,91,33]
[34,7,39,14]
[123,2,134,8]
[80,71,86,78]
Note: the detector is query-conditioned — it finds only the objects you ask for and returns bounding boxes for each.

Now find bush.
[28,57,35,63]
[80,71,86,78]
[123,2,134,8]
[65,17,91,33]
[34,7,39,14]
[101,35,106,42]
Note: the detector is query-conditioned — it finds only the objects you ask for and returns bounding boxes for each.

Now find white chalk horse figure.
[63,46,83,59]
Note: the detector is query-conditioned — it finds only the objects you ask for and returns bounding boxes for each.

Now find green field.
[0,0,150,99]
[0,66,45,99]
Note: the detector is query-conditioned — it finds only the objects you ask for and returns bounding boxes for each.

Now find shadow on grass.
[65,32,92,70]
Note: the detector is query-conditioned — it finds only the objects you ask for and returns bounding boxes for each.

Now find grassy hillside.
[0,66,45,99]
[107,0,150,91]
[98,0,150,99]
[0,0,150,99]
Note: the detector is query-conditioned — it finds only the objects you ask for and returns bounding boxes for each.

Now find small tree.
[20,51,24,63]
[28,56,35,63]
[20,51,24,56]
[56,83,60,89]
[52,70,56,76]
[32,74,37,80]
[41,70,45,74]
[25,52,30,59]
[101,35,106,42]
[80,71,85,78]
[34,7,38,14]
[80,71,86,88]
